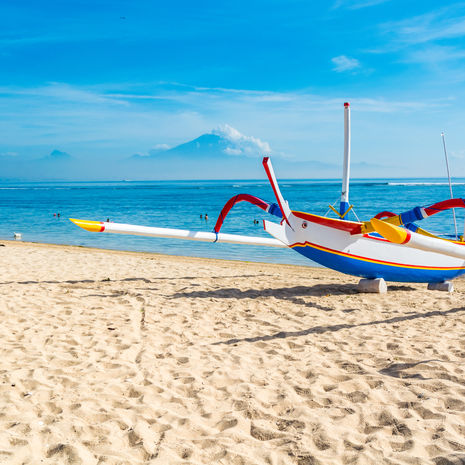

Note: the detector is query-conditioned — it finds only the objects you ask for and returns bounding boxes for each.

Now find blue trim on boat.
[339,201,350,216]
[292,244,465,283]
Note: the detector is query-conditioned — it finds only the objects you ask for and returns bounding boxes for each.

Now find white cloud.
[0,82,128,106]
[372,7,465,74]
[223,147,242,155]
[331,55,361,72]
[0,80,460,178]
[381,7,465,47]
[404,45,465,64]
[212,124,271,156]
[451,149,465,160]
[132,144,173,157]
[151,143,171,151]
[0,151,18,157]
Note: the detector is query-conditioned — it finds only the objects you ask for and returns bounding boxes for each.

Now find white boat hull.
[265,212,465,283]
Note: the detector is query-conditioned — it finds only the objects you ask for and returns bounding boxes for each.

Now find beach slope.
[0,241,464,464]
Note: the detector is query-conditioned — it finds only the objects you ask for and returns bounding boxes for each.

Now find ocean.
[1,178,465,266]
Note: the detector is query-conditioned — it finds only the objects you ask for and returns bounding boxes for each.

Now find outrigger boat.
[70,103,465,290]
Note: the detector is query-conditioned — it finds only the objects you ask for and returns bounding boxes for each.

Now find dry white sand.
[0,240,464,464]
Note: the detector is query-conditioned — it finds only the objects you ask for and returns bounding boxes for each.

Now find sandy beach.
[0,240,464,464]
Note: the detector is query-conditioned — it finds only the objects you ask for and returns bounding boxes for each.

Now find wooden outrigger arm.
[69,219,287,248]
[370,218,465,260]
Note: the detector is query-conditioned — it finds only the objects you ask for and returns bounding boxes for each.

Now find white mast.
[441,132,458,240]
[340,102,351,216]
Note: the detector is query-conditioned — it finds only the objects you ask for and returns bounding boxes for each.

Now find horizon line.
[0,176,464,183]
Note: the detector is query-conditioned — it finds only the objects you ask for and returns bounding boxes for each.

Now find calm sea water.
[1,178,465,266]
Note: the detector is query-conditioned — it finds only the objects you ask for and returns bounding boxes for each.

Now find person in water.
[205,214,208,221]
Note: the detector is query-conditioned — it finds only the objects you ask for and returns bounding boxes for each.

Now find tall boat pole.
[339,102,351,216]
[441,132,458,239]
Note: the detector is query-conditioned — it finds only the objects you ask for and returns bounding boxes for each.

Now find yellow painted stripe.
[290,241,465,271]
[414,226,464,244]
[69,218,104,232]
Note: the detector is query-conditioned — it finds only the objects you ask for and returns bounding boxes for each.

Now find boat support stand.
[357,278,387,294]
[427,281,454,292]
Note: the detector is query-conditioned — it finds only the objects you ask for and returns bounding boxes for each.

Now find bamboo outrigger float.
[71,103,465,291]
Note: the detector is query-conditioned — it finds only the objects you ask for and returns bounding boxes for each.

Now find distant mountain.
[131,127,267,161]
[132,134,229,160]
[128,126,272,178]
[165,134,230,158]
[0,125,394,180]
[41,149,72,161]
[127,126,345,179]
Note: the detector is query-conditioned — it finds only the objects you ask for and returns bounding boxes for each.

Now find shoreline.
[1,238,320,269]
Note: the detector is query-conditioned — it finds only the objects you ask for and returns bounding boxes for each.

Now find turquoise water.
[1,179,464,266]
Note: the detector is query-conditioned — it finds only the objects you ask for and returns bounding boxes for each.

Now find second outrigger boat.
[71,103,465,287]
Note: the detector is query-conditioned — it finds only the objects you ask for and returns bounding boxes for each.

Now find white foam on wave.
[388,182,465,186]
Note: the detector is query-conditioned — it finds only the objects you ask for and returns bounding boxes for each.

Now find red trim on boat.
[374,211,396,219]
[262,157,290,226]
[292,211,362,234]
[401,230,412,244]
[290,240,465,270]
[362,233,389,242]
[213,193,270,234]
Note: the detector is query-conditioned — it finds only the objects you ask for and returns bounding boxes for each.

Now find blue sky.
[1,0,465,179]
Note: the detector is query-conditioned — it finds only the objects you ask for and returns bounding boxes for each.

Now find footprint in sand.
[345,391,368,403]
[275,418,305,432]
[444,397,465,411]
[250,423,282,441]
[176,446,193,459]
[390,439,414,452]
[46,444,80,463]
[310,424,332,451]
[216,416,238,432]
